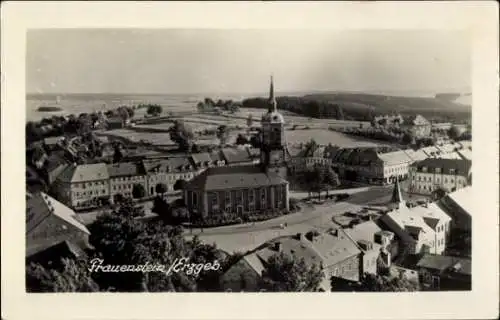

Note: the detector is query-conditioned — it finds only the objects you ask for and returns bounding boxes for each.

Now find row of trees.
[197,98,241,114]
[242,96,345,120]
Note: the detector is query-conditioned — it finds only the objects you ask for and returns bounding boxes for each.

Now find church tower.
[389,178,406,210]
[260,75,287,180]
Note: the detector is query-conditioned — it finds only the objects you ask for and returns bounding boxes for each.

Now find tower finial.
[269,74,277,112]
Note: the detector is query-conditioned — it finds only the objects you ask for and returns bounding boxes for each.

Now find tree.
[26,258,99,292]
[155,183,168,196]
[169,120,195,152]
[448,125,465,140]
[431,187,447,201]
[235,134,249,145]
[262,252,324,292]
[402,132,415,145]
[173,179,187,191]
[132,184,146,199]
[322,167,340,198]
[216,125,229,146]
[112,144,124,163]
[146,104,163,116]
[152,196,170,216]
[115,197,145,218]
[355,273,419,292]
[197,102,206,113]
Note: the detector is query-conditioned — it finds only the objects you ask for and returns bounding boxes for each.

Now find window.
[444,178,447,183]
[450,179,454,183]
[211,193,218,207]
[225,191,231,206]
[249,189,255,203]
[192,192,198,206]
[261,188,267,208]
[277,185,282,202]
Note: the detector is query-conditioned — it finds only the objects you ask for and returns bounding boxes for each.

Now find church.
[184,76,290,218]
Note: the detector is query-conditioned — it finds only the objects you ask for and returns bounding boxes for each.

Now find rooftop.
[26,192,90,256]
[411,158,471,176]
[378,150,413,166]
[186,165,287,191]
[220,148,253,164]
[57,163,109,183]
[107,162,144,177]
[444,186,473,216]
[417,255,471,276]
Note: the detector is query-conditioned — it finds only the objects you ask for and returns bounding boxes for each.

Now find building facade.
[53,163,110,209]
[408,158,472,195]
[401,114,432,138]
[108,162,147,202]
[142,157,197,196]
[185,166,289,218]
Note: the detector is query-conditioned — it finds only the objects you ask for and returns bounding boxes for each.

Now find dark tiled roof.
[107,162,144,177]
[186,165,287,191]
[221,148,253,164]
[190,152,212,165]
[411,158,471,175]
[142,157,193,174]
[417,255,471,275]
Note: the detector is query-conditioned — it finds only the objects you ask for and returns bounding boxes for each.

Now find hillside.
[241,92,471,123]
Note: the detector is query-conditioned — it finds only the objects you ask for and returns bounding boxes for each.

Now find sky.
[26,29,471,95]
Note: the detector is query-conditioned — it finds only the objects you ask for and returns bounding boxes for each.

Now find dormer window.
[422,166,427,172]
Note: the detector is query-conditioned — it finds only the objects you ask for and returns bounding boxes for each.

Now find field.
[285,129,383,147]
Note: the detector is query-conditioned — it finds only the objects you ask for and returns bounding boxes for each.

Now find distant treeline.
[241,93,471,123]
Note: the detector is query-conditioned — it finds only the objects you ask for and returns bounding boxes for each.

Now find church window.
[249,189,255,203]
[225,191,231,207]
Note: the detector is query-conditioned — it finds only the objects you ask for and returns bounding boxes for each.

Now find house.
[26,192,90,265]
[331,147,412,185]
[344,220,393,275]
[289,144,332,175]
[190,152,216,173]
[379,180,439,256]
[401,114,431,137]
[184,165,289,218]
[408,158,472,195]
[416,255,471,290]
[43,136,64,151]
[438,186,472,231]
[107,162,147,202]
[142,157,197,196]
[53,163,110,209]
[221,230,362,292]
[409,202,452,254]
[43,153,69,185]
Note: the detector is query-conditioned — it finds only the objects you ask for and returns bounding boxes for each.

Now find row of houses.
[288,141,472,195]
[50,147,260,210]
[220,183,472,292]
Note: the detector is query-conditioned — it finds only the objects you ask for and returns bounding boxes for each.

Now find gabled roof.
[417,255,471,275]
[411,202,452,229]
[411,158,471,176]
[57,163,109,183]
[27,192,90,237]
[43,136,64,146]
[380,206,435,244]
[190,152,213,165]
[186,165,287,191]
[444,186,473,216]
[344,221,382,252]
[107,162,144,177]
[308,230,361,267]
[378,150,413,166]
[142,157,193,174]
[404,149,428,162]
[220,148,253,164]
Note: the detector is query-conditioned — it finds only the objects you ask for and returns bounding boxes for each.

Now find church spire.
[269,75,277,112]
[390,177,406,209]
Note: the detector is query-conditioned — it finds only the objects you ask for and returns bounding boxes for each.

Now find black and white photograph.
[2,2,498,320]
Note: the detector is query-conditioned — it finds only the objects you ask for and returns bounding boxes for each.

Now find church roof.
[186,165,287,191]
